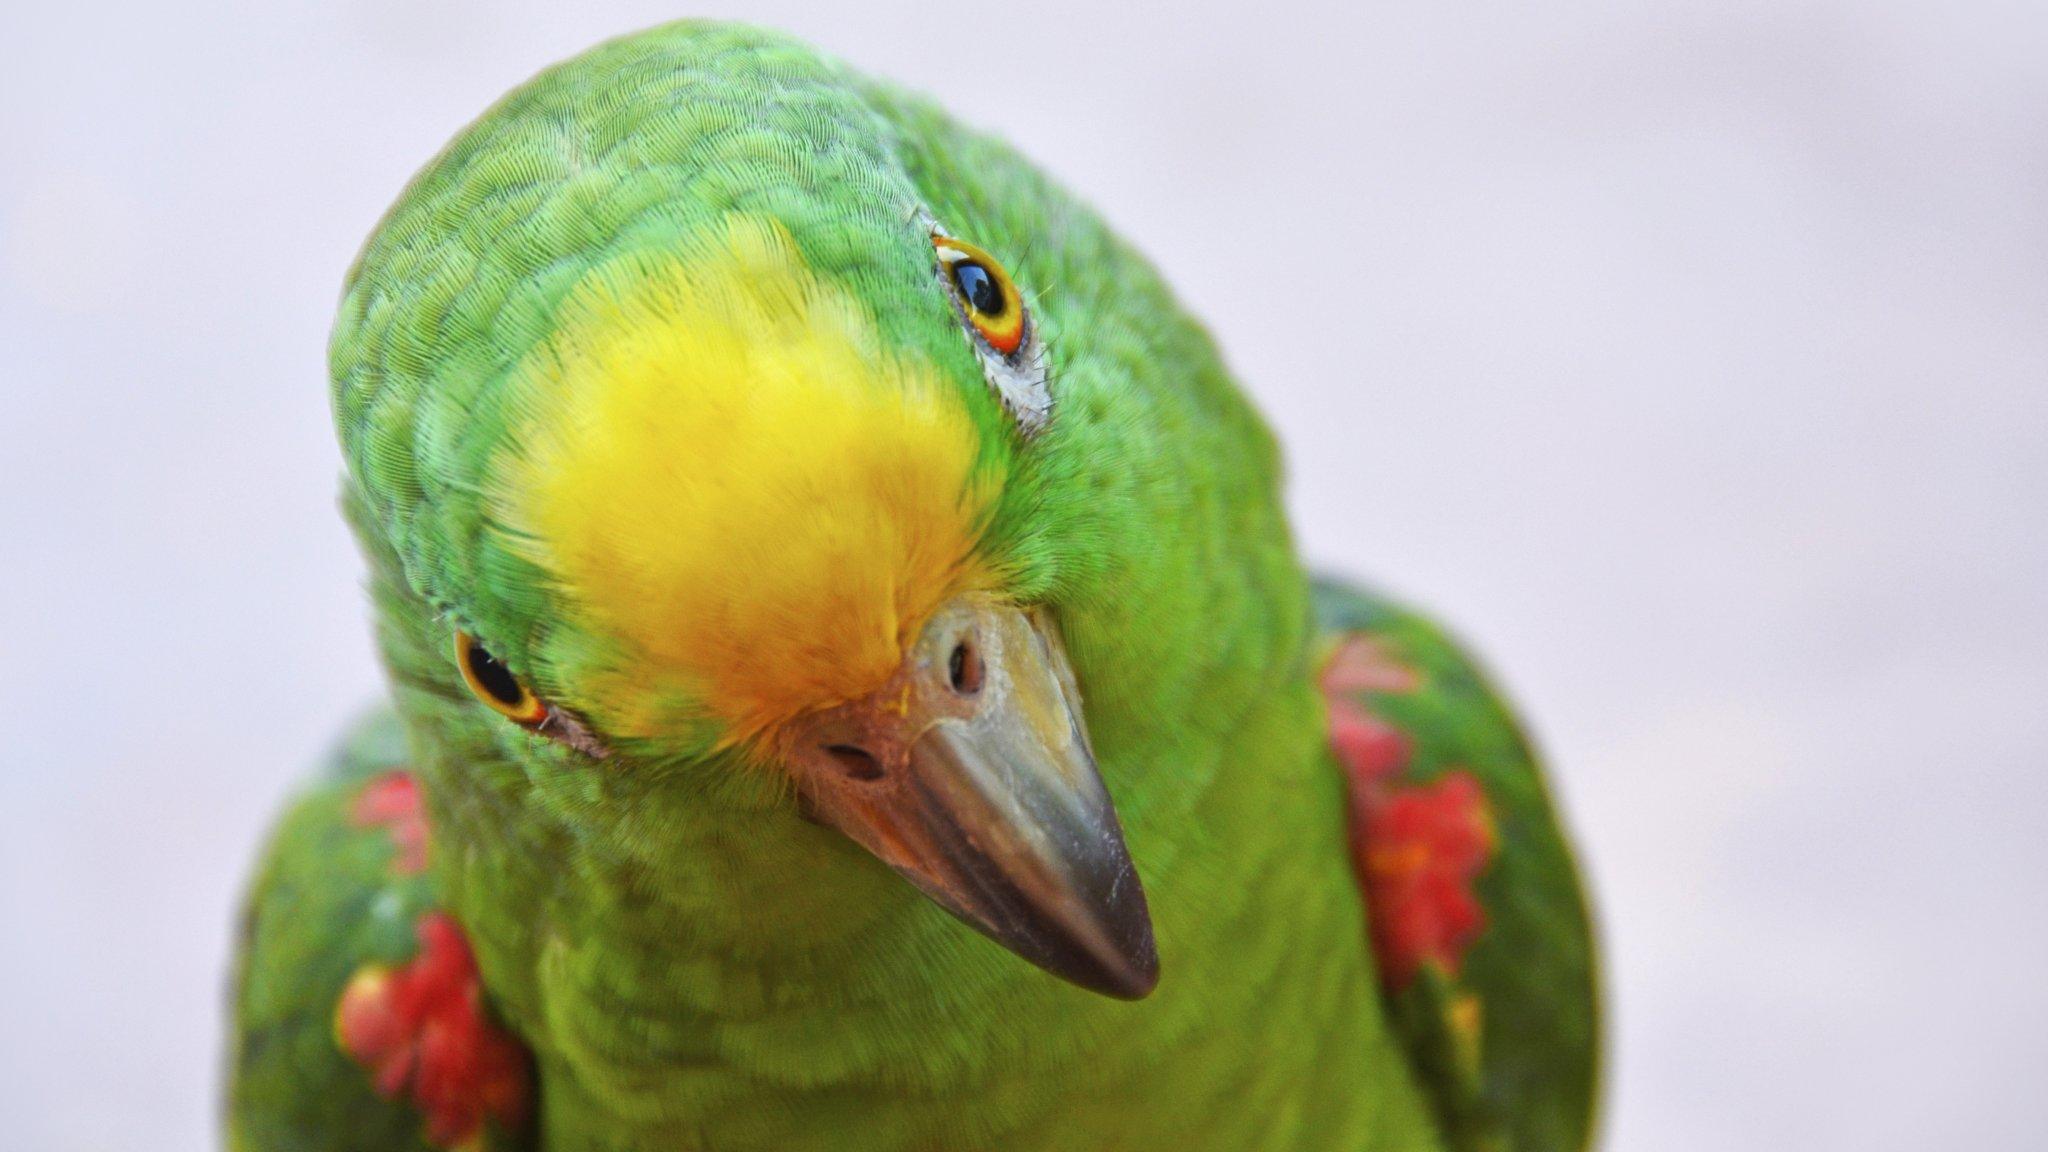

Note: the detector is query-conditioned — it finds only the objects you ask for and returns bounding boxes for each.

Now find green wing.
[227,711,532,1152]
[1312,577,1601,1152]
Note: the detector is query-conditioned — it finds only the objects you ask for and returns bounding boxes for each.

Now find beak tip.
[1042,941,1160,1001]
[1100,948,1162,1001]
[1047,890,1161,1000]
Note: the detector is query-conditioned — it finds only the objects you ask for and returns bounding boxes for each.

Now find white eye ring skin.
[931,227,1054,438]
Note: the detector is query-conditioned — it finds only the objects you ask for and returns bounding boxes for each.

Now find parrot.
[227,20,1599,1152]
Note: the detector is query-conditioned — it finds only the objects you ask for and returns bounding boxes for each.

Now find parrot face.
[417,209,1157,998]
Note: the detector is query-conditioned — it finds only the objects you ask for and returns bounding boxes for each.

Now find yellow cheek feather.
[492,216,1000,744]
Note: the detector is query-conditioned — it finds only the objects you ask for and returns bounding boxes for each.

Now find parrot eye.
[455,631,549,727]
[932,232,1051,437]
[933,236,1027,355]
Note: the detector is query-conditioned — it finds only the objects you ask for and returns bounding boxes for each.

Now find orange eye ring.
[454,631,549,727]
[933,236,1028,357]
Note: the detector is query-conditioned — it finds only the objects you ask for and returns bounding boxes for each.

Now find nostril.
[948,638,985,696]
[823,744,885,782]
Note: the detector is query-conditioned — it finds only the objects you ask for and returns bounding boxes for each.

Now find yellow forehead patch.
[493,216,1000,743]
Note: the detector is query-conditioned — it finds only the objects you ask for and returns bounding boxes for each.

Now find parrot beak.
[781,596,1159,1000]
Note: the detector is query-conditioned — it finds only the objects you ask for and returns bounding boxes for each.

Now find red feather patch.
[334,913,531,1148]
[1323,635,1498,988]
[1353,771,1496,987]
[350,770,430,876]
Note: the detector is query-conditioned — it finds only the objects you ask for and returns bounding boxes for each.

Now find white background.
[3,2,2043,1148]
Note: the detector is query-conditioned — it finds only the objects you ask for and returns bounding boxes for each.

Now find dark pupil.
[953,261,1006,317]
[466,641,526,707]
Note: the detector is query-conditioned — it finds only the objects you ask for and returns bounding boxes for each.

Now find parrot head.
[330,34,1194,999]
[474,216,1155,998]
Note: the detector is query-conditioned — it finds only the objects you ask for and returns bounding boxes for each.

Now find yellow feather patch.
[492,216,1000,744]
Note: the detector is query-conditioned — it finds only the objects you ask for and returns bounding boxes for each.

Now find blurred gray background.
[3,1,2043,1148]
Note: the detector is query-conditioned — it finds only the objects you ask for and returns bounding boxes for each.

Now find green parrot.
[228,21,1599,1152]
